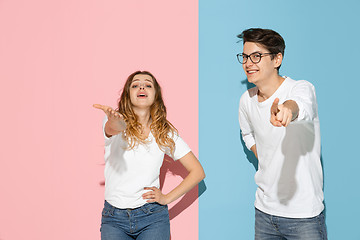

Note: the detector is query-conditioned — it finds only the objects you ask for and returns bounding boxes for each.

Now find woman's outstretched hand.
[142,187,169,205]
[93,104,127,136]
[93,104,122,120]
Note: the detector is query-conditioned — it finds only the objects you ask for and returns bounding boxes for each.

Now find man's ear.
[274,53,283,69]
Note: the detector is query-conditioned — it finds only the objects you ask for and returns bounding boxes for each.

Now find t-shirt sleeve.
[102,115,113,146]
[239,96,256,151]
[285,80,318,122]
[166,134,191,161]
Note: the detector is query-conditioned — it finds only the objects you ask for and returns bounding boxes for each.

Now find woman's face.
[129,74,156,110]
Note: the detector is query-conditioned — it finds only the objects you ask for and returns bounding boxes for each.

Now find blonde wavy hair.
[117,71,178,155]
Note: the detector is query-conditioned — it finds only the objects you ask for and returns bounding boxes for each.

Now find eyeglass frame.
[236,52,276,64]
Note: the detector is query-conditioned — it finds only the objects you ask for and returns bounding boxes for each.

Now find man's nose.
[244,58,254,67]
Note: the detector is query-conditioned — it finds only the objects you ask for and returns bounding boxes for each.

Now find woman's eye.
[131,85,138,88]
[146,85,152,88]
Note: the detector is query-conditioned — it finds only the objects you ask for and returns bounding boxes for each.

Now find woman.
[93,70,205,240]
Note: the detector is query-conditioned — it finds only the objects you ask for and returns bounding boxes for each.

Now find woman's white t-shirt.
[102,116,191,209]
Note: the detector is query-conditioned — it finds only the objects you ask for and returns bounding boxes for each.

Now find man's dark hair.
[237,28,285,70]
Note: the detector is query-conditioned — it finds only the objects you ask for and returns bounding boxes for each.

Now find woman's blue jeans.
[100,201,170,240]
[255,208,327,240]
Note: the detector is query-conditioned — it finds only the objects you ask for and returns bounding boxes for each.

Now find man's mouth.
[247,70,258,74]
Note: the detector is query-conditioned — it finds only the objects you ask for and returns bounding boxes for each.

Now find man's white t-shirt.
[239,77,324,218]
[102,116,191,209]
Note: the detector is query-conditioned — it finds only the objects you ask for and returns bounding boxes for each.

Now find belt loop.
[126,209,131,218]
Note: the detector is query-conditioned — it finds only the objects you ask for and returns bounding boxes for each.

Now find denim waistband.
[104,200,165,214]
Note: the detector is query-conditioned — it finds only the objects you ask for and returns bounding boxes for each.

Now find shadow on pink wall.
[99,155,206,240]
[98,155,207,239]
[99,156,206,219]
[160,156,206,220]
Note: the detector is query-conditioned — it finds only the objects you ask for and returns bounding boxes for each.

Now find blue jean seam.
[317,213,325,239]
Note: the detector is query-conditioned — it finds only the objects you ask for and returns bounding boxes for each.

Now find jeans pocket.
[102,208,113,217]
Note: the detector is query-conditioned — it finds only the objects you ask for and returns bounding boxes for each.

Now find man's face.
[242,42,282,86]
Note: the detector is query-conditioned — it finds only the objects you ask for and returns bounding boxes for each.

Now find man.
[237,28,327,239]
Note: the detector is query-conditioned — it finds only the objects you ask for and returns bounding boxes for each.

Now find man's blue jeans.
[255,208,327,240]
[100,201,170,240]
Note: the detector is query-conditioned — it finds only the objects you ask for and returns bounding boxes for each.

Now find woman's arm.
[93,104,126,137]
[142,151,205,205]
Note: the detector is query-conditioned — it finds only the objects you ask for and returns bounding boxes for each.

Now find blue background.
[199,0,360,239]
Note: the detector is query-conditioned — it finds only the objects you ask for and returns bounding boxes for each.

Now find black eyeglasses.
[236,52,275,64]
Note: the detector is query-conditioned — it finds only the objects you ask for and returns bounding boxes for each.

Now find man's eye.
[253,54,261,58]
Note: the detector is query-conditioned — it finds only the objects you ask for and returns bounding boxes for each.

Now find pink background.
[0,0,198,239]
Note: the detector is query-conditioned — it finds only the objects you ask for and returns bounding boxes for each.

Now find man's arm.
[272,80,318,127]
[250,145,258,159]
[239,104,256,151]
